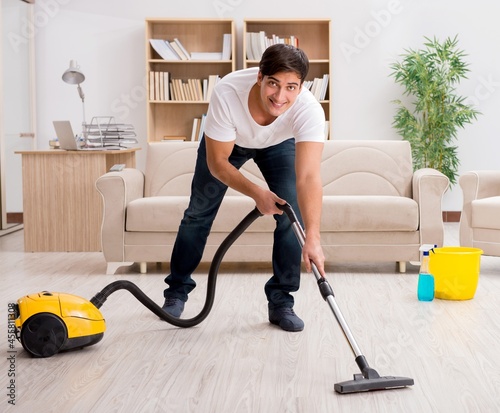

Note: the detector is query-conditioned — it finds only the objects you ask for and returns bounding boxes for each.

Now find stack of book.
[303,74,330,101]
[149,34,232,61]
[149,71,170,101]
[245,31,299,60]
[148,72,220,102]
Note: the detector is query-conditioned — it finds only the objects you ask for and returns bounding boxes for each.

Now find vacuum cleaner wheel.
[20,313,68,358]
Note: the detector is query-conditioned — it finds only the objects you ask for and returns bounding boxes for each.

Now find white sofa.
[459,170,500,255]
[96,140,449,274]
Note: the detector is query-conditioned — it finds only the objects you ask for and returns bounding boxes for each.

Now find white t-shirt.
[204,67,325,149]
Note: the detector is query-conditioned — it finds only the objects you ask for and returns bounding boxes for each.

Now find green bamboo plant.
[390,36,480,185]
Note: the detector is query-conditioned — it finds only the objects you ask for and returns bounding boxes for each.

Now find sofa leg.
[139,262,147,274]
[106,262,134,275]
[398,261,406,273]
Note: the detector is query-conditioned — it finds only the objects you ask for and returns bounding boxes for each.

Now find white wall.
[32,0,500,211]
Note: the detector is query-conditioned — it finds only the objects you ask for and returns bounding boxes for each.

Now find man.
[162,43,326,332]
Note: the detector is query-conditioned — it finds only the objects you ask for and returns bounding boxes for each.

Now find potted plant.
[390,36,480,185]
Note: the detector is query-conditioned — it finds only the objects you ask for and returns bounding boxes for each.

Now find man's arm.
[204,136,285,215]
[295,141,325,276]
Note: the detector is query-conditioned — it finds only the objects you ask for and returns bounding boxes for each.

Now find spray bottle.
[417,244,436,301]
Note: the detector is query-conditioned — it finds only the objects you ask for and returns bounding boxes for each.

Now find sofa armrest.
[412,168,450,247]
[459,170,500,246]
[95,168,145,262]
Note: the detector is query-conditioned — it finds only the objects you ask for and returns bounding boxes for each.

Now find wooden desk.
[17,148,139,252]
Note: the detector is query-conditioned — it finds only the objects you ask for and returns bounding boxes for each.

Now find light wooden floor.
[1,225,500,413]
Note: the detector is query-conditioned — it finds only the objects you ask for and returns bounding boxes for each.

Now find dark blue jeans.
[164,137,303,310]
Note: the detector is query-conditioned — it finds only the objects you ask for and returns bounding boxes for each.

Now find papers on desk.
[84,117,138,149]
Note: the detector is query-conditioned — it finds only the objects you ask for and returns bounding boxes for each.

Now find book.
[174,79,186,101]
[319,74,329,101]
[170,41,189,60]
[149,71,155,100]
[245,32,255,60]
[188,79,203,101]
[169,79,178,100]
[222,33,232,60]
[205,74,220,101]
[190,118,200,141]
[162,136,187,141]
[191,52,223,60]
[158,71,164,101]
[197,113,207,141]
[311,77,322,100]
[194,79,203,101]
[163,72,170,101]
[258,31,267,58]
[249,32,260,60]
[173,38,191,60]
[154,71,160,101]
[202,78,208,100]
[185,80,194,101]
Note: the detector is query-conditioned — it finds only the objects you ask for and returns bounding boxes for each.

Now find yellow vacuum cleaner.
[12,291,105,358]
[10,203,414,394]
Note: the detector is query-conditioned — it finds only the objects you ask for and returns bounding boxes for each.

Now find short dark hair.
[259,43,309,84]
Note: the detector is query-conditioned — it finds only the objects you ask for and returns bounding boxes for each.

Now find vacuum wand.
[276,202,414,394]
[277,202,363,358]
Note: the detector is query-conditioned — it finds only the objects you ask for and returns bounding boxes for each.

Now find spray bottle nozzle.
[419,244,437,253]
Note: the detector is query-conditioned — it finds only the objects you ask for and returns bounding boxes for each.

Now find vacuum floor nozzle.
[335,373,415,394]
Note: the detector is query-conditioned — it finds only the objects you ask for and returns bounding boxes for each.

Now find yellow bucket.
[429,247,483,300]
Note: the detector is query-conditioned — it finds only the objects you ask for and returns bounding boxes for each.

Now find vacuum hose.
[90,207,263,328]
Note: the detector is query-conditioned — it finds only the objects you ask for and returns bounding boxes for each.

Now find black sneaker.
[269,307,304,332]
[162,297,185,318]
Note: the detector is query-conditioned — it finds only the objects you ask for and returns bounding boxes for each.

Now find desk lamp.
[62,60,86,139]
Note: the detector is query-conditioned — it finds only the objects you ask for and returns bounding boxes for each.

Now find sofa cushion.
[126,196,189,232]
[126,195,275,232]
[127,194,419,233]
[472,196,500,230]
[321,196,418,231]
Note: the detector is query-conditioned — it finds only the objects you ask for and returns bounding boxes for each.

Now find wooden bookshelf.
[145,18,235,141]
[243,19,332,138]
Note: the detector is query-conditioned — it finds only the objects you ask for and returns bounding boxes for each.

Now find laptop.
[53,121,122,151]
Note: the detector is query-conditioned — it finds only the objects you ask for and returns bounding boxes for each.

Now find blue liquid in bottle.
[417,250,434,301]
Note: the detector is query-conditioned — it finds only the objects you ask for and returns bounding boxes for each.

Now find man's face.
[257,71,302,118]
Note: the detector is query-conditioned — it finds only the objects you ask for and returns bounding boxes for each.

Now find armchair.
[459,170,500,255]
